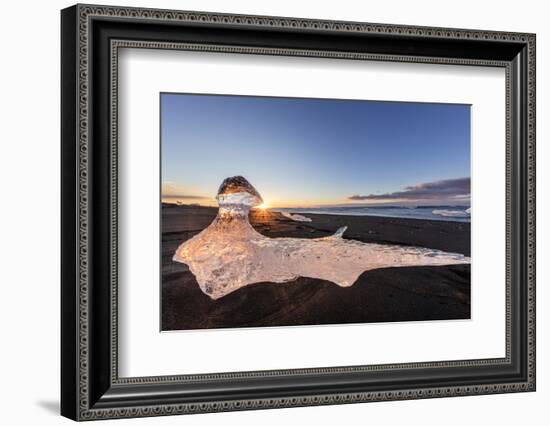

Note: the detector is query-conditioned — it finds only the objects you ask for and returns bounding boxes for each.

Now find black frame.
[61,4,536,421]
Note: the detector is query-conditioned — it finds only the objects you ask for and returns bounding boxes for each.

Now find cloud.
[348,177,470,202]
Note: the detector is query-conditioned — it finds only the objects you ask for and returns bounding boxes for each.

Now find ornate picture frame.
[61,4,535,420]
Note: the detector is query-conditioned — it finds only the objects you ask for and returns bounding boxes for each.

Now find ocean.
[273,205,471,223]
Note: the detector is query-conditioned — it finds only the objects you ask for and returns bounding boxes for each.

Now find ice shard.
[280,211,312,222]
[173,176,471,299]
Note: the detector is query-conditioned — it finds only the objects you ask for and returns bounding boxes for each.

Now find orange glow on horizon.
[256,202,269,210]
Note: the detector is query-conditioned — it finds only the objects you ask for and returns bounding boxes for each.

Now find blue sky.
[161,93,470,207]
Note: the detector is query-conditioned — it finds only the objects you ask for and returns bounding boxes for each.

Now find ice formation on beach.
[173,176,471,299]
[280,212,312,222]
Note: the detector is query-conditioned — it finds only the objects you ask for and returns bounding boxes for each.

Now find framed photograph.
[61,4,536,421]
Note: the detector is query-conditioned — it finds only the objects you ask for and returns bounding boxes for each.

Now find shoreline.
[282,212,470,224]
[272,208,471,224]
[162,202,470,224]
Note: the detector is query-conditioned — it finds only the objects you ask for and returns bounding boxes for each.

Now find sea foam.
[432,209,471,218]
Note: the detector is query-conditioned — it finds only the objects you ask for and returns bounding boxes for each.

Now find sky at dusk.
[161,93,471,208]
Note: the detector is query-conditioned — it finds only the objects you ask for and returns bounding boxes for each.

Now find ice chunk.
[173,176,470,299]
[281,212,312,222]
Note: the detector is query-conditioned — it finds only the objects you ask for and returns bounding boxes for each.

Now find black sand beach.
[161,204,470,330]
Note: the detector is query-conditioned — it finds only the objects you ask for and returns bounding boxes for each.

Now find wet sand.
[161,204,470,330]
